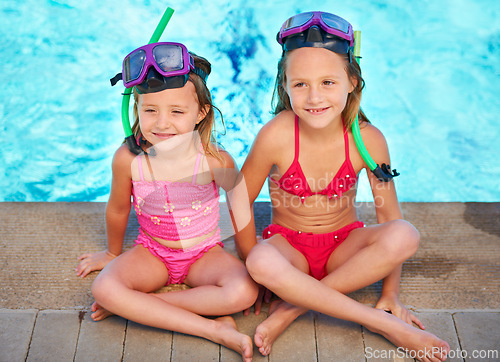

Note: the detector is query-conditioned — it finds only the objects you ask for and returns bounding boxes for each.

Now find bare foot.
[90,302,114,321]
[213,316,253,362]
[370,309,450,362]
[254,300,305,356]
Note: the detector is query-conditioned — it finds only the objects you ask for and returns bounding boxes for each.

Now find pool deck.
[0,202,499,361]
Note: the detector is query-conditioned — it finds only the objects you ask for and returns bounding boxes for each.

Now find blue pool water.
[1,0,499,202]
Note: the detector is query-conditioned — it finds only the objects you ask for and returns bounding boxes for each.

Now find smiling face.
[137,81,206,146]
[284,47,355,130]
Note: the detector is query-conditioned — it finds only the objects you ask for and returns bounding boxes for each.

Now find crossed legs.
[91,244,258,361]
[245,220,450,362]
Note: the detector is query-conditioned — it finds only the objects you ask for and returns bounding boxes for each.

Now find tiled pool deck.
[1,202,499,361]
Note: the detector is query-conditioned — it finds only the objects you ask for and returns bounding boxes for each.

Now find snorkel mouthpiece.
[373,164,400,182]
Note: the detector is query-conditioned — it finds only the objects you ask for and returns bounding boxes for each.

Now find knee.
[245,243,276,285]
[382,220,420,260]
[91,273,119,307]
[225,277,259,312]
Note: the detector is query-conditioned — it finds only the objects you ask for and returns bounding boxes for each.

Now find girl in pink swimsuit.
[236,11,449,362]
[76,43,257,361]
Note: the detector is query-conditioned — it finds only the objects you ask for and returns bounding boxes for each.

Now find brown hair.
[271,49,370,128]
[130,53,225,164]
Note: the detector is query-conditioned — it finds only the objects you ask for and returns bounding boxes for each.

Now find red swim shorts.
[262,221,365,280]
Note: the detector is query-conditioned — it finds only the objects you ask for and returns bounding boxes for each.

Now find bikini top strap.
[136,156,145,181]
[343,122,350,158]
[212,180,218,196]
[144,153,156,183]
[294,114,300,161]
[192,152,203,184]
[192,144,218,195]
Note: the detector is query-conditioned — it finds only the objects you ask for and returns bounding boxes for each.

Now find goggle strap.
[110,73,123,86]
[192,67,208,83]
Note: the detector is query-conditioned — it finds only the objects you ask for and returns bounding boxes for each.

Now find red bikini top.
[269,115,358,203]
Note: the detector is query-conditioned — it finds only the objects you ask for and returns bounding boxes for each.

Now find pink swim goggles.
[110,42,207,93]
[278,11,354,47]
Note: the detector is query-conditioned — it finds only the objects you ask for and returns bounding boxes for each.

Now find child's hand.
[76,251,117,278]
[375,293,425,330]
[243,284,273,316]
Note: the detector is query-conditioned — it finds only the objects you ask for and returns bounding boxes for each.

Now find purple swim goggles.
[277,11,354,56]
[110,42,207,94]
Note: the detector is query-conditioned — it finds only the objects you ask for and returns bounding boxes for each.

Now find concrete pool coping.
[1,202,499,361]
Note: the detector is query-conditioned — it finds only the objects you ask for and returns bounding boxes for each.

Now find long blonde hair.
[130,53,225,164]
[271,49,370,128]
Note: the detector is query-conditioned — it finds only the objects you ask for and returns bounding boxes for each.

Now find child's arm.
[210,148,255,260]
[76,145,133,277]
[105,145,134,255]
[361,124,424,328]
[232,117,285,260]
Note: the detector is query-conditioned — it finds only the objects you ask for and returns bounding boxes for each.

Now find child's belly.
[269,186,359,234]
[147,228,218,249]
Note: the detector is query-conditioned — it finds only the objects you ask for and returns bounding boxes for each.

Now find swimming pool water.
[1,0,499,202]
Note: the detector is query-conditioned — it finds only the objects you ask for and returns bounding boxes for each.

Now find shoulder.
[206,145,237,171]
[355,121,391,168]
[206,145,239,191]
[252,110,295,153]
[241,110,295,171]
[359,122,389,151]
[112,144,136,177]
[113,144,136,162]
[259,110,294,139]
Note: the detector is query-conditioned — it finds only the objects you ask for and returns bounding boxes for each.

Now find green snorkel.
[351,31,399,182]
[121,6,175,155]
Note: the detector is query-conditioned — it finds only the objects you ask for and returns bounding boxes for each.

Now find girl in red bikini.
[236,11,450,362]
